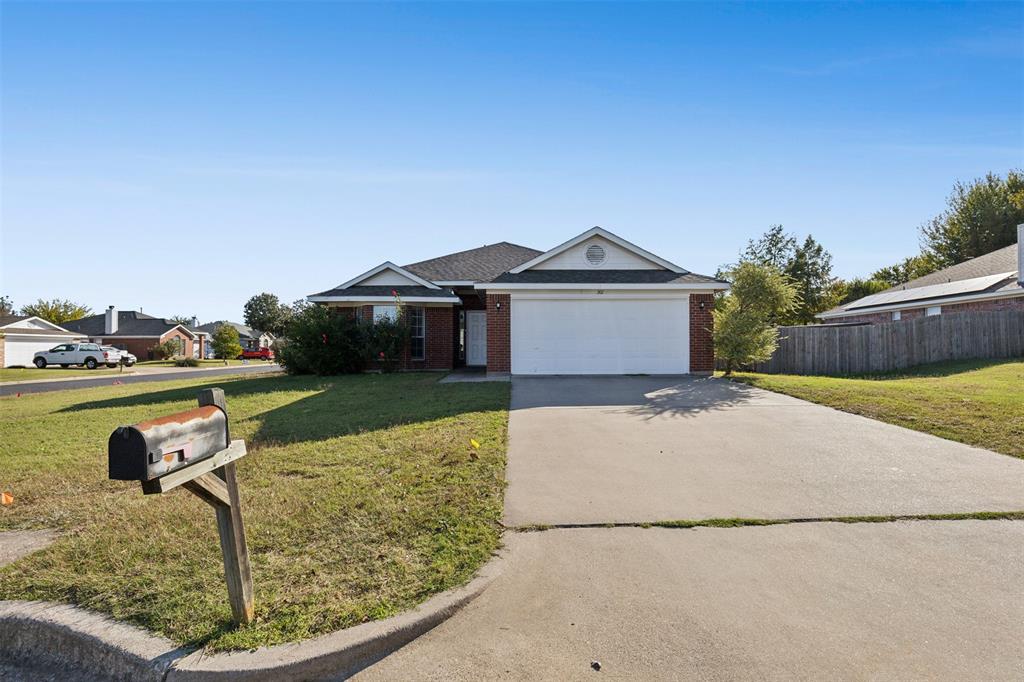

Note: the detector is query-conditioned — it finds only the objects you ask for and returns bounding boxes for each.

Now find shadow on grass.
[862,358,1018,380]
[59,372,510,446]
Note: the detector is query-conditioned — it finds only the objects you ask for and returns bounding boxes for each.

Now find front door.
[466,311,487,366]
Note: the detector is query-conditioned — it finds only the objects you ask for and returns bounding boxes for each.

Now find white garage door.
[3,336,74,367]
[511,297,689,375]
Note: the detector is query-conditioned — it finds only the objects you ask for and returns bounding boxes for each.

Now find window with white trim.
[408,307,425,360]
[926,306,941,316]
[891,311,901,321]
[373,305,398,323]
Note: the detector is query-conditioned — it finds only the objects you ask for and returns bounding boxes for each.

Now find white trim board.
[310,296,461,304]
[509,226,686,274]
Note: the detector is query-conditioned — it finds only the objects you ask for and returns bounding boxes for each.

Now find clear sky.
[2,1,1022,323]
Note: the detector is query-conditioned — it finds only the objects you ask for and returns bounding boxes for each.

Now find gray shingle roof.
[309,285,458,299]
[487,270,728,285]
[404,242,542,282]
[824,243,1020,315]
[0,314,30,327]
[62,311,194,337]
[194,321,267,340]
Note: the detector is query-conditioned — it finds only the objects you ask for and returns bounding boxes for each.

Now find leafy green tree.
[20,298,91,324]
[732,226,840,324]
[921,170,1024,267]
[870,252,941,287]
[836,277,890,305]
[277,305,370,375]
[243,293,291,336]
[212,323,243,360]
[0,296,14,316]
[150,338,183,360]
[713,262,799,375]
[169,315,196,326]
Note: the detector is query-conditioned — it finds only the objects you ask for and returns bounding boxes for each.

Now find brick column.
[424,307,454,370]
[689,293,715,374]
[486,293,511,373]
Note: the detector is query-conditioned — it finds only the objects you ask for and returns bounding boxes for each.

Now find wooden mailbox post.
[108,388,254,625]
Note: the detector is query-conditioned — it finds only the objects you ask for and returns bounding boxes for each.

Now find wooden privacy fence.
[748,309,1024,376]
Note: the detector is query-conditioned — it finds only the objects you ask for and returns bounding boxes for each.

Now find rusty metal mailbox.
[107,388,253,625]
[109,404,228,482]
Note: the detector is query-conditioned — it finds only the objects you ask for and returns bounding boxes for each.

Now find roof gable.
[337,262,439,290]
[0,315,77,334]
[509,227,685,274]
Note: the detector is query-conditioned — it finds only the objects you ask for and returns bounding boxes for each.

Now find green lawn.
[0,373,509,651]
[0,367,123,381]
[727,359,1024,459]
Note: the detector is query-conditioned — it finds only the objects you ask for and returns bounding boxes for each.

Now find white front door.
[511,296,689,375]
[466,311,487,366]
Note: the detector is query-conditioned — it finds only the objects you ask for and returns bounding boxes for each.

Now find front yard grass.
[0,372,509,651]
[727,359,1024,459]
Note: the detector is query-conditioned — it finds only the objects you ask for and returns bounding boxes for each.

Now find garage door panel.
[511,298,689,375]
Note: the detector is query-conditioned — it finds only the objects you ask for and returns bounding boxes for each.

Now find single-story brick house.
[195,321,275,357]
[818,226,1023,323]
[307,226,729,375]
[62,307,204,360]
[0,315,85,367]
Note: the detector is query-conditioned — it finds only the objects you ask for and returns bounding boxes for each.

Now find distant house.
[818,226,1023,324]
[62,307,204,360]
[195,321,274,358]
[0,315,85,367]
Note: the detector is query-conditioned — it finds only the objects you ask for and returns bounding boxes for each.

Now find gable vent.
[585,243,607,266]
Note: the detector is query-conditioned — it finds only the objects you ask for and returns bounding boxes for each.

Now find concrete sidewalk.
[356,521,1024,681]
[504,376,1024,525]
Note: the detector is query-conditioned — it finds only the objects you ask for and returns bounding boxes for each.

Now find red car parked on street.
[238,347,275,360]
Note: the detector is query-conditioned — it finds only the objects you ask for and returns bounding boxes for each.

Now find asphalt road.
[0,364,282,396]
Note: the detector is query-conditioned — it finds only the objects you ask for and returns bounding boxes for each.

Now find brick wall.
[689,293,715,374]
[486,294,511,373]
[424,307,454,370]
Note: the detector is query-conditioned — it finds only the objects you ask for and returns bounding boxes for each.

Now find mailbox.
[109,404,229,482]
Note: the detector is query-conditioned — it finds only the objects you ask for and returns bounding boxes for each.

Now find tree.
[212,323,243,360]
[169,315,195,326]
[836,277,890,305]
[920,170,1024,267]
[734,225,840,324]
[0,296,13,316]
[713,262,799,375]
[243,293,291,336]
[20,298,91,324]
[869,252,940,287]
[150,338,183,360]
[277,305,371,375]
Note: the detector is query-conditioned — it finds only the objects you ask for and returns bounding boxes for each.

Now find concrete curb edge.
[0,542,508,681]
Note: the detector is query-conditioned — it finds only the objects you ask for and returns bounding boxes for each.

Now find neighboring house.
[818,225,1024,323]
[307,226,729,375]
[0,315,85,367]
[195,322,275,357]
[62,307,203,360]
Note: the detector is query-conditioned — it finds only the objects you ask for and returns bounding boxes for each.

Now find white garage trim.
[511,295,690,375]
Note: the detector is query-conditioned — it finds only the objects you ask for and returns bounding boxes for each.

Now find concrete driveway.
[504,376,1024,525]
[355,376,1024,680]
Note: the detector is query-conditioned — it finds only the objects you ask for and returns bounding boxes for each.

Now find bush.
[278,305,372,376]
[368,316,410,373]
[174,357,200,367]
[149,338,182,360]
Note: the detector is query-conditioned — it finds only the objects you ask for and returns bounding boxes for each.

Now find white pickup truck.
[33,342,121,369]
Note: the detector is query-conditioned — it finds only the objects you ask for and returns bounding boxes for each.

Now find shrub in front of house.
[278,305,371,375]
[174,357,200,367]
[279,305,414,375]
[149,338,183,360]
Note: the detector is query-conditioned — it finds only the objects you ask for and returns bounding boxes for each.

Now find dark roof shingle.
[404,242,542,282]
[309,285,458,299]
[62,311,193,337]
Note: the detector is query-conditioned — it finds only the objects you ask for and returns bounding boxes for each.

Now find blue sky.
[2,1,1022,323]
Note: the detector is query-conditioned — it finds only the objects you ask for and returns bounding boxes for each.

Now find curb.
[0,364,281,387]
[0,544,506,681]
